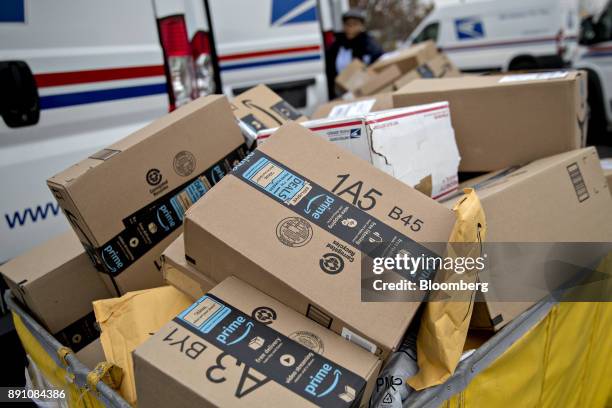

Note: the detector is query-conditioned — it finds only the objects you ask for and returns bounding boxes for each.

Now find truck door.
[205,0,328,113]
[0,0,168,262]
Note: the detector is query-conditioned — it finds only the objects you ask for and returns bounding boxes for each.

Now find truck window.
[581,6,612,45]
[413,22,439,44]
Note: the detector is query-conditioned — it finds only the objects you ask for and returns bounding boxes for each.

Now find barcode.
[306,304,333,328]
[566,163,589,202]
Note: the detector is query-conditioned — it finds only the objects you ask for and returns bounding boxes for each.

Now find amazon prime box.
[134,276,382,407]
[184,123,456,358]
[47,96,247,295]
[1,231,111,351]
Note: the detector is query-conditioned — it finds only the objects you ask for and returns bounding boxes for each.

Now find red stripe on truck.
[219,45,321,61]
[35,65,165,88]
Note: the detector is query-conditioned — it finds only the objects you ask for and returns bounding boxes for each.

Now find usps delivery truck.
[0,0,345,263]
[407,0,580,72]
[407,0,612,141]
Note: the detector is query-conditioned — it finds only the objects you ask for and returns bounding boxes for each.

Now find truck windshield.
[581,3,612,45]
[413,22,439,44]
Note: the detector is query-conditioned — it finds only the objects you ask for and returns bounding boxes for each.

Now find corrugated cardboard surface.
[394,53,461,89]
[47,95,245,294]
[370,41,438,75]
[335,59,370,93]
[354,64,403,97]
[0,230,110,335]
[393,71,588,171]
[232,84,307,133]
[184,123,456,358]
[311,93,394,119]
[441,147,612,329]
[162,234,216,299]
[134,277,382,408]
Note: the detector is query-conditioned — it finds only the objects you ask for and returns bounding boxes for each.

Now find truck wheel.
[508,56,538,72]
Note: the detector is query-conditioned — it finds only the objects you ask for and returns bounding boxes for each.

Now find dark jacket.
[326,32,384,97]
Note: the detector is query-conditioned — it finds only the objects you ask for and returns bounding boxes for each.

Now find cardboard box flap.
[232,84,307,133]
[162,234,217,299]
[370,41,438,74]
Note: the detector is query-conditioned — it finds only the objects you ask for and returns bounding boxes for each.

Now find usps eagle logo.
[454,17,485,40]
[271,0,317,26]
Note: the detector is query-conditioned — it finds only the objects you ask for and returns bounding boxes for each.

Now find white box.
[258,102,460,199]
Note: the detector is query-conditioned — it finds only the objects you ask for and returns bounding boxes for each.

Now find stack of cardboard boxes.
[2,57,612,408]
[335,41,461,98]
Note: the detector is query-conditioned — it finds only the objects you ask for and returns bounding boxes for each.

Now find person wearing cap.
[326,8,383,97]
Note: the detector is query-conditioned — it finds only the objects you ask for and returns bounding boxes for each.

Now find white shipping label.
[341,327,378,354]
[499,71,569,83]
[601,158,612,171]
[328,99,376,119]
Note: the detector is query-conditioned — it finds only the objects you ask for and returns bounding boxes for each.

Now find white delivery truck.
[408,0,612,142]
[203,0,347,112]
[407,0,580,72]
[0,0,345,263]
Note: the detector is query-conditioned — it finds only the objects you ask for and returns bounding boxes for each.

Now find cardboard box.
[134,276,382,408]
[184,122,456,357]
[47,96,247,295]
[232,84,308,145]
[335,59,370,93]
[394,53,461,89]
[257,102,460,199]
[353,64,403,97]
[0,231,111,351]
[311,93,394,119]
[162,234,216,300]
[394,71,588,171]
[441,147,612,329]
[369,41,439,75]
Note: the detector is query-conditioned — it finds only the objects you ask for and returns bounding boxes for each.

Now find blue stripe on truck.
[220,54,321,71]
[39,83,167,109]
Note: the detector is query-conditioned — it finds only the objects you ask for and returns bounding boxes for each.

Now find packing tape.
[87,362,123,391]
